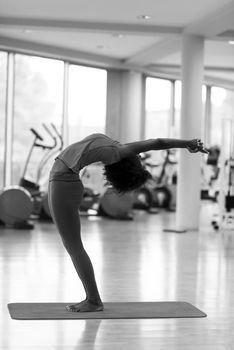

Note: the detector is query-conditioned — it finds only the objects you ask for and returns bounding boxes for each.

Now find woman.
[48,133,208,312]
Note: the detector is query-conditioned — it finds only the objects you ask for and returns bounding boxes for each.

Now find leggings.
[48,176,101,301]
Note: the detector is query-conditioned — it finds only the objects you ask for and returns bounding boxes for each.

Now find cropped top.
[52,133,120,179]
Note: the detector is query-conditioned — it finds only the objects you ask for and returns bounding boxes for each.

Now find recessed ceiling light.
[22,29,32,34]
[112,33,124,39]
[228,40,234,44]
[97,45,110,49]
[137,15,151,20]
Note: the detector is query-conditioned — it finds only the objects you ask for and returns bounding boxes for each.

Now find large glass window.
[174,80,182,139]
[12,54,64,188]
[0,51,7,188]
[145,77,172,139]
[174,81,207,139]
[210,87,234,148]
[68,65,107,143]
[145,77,172,164]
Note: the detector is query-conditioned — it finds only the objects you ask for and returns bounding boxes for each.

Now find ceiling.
[0,0,234,88]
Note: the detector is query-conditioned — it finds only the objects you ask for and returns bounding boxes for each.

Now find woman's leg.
[48,179,103,312]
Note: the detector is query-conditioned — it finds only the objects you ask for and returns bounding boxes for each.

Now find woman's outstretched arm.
[119,138,209,159]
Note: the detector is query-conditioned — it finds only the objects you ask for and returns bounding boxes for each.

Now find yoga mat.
[8,302,206,320]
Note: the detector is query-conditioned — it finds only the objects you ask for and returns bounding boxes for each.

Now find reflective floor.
[1,201,234,349]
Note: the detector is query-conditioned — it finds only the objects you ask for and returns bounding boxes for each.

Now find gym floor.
[0,201,233,350]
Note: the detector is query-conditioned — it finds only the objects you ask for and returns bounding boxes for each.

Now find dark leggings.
[48,178,101,301]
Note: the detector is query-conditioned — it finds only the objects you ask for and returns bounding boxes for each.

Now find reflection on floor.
[0,201,234,349]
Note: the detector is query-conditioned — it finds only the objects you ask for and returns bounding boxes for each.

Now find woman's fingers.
[201,147,209,154]
[196,139,209,154]
[187,139,209,154]
[186,139,209,154]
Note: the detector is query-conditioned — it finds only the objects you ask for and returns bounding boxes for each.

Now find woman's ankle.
[88,297,103,304]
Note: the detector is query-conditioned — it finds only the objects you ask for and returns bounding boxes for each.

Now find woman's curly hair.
[103,155,152,193]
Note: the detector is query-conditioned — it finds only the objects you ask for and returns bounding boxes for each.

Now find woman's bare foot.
[66,298,104,312]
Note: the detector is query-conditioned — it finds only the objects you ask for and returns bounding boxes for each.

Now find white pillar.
[105,70,122,141]
[119,71,145,143]
[106,70,145,143]
[61,62,69,149]
[4,53,15,187]
[176,34,204,230]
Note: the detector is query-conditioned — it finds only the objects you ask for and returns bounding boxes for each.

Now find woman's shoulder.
[86,133,120,145]
[88,133,111,139]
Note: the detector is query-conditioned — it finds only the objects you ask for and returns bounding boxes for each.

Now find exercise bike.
[201,145,220,201]
[20,123,63,220]
[79,163,134,220]
[81,150,177,218]
[133,150,177,212]
[0,123,63,228]
[211,155,234,230]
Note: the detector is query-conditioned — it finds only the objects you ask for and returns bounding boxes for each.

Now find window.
[210,87,234,148]
[145,77,172,163]
[174,80,182,139]
[145,77,172,139]
[0,52,7,188]
[68,65,107,143]
[12,54,64,188]
[174,81,207,139]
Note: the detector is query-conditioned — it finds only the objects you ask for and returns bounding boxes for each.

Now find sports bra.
[49,133,121,181]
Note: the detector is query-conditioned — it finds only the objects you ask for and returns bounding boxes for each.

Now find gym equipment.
[132,153,154,210]
[78,164,135,220]
[133,187,154,211]
[98,187,134,220]
[8,301,206,320]
[201,145,220,201]
[26,123,63,220]
[0,126,45,227]
[40,192,52,220]
[79,166,102,213]
[20,124,62,193]
[133,150,177,212]
[0,123,63,227]
[211,118,234,230]
[90,151,177,219]
[0,186,33,225]
[151,150,177,210]
[79,187,100,212]
[18,125,55,220]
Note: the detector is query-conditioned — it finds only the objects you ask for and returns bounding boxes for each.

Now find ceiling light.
[228,40,234,44]
[22,29,32,34]
[112,33,124,39]
[137,15,151,20]
[97,45,110,49]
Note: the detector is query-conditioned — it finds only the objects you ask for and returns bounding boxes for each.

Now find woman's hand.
[186,139,209,154]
